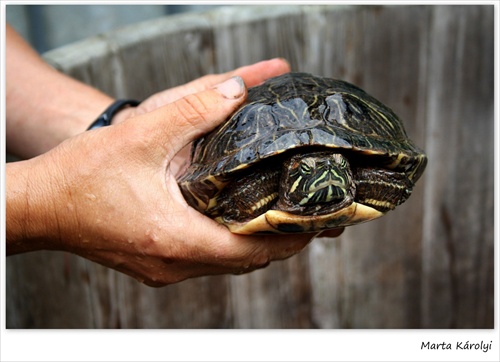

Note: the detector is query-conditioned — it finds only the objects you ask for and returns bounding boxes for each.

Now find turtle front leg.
[207,167,281,223]
[353,167,414,212]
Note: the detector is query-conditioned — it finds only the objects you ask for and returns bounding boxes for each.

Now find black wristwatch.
[87,99,140,131]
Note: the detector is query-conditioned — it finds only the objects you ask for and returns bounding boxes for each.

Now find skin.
[6,24,343,287]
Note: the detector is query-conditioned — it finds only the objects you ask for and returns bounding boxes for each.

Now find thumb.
[146,76,247,158]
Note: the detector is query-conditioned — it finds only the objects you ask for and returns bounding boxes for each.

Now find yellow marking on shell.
[301,107,307,119]
[221,202,385,234]
[250,192,279,213]
[356,95,396,132]
[330,95,348,126]
[408,153,427,181]
[346,92,398,136]
[309,94,319,108]
[386,153,406,169]
[274,94,301,122]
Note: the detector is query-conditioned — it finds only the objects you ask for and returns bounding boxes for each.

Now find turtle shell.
[178,72,427,233]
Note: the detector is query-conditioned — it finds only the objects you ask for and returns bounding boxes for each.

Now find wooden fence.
[6,4,494,328]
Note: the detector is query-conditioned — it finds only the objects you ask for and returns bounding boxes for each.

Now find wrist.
[6,160,57,254]
[6,156,73,255]
[110,106,137,125]
[87,99,140,130]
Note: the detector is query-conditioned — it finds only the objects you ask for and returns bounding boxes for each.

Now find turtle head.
[279,152,354,214]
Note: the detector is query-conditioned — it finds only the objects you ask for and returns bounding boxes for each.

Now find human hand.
[6,59,342,287]
[113,58,298,175]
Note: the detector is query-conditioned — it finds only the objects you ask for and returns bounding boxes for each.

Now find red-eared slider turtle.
[178,72,427,234]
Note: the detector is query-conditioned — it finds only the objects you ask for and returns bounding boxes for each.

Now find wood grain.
[6,5,494,328]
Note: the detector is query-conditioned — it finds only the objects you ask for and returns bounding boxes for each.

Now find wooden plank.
[6,4,494,329]
[6,252,94,328]
[420,5,494,328]
[229,252,313,328]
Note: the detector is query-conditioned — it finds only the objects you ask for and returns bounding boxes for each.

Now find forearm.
[6,24,115,159]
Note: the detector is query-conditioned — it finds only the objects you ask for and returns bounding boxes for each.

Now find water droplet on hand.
[85,193,97,201]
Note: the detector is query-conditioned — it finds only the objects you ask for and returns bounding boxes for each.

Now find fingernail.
[214,76,245,99]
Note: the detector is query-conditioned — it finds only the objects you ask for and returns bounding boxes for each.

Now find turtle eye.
[299,159,314,175]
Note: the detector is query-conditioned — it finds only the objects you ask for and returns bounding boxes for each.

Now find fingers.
[138,58,291,109]
[171,76,246,144]
[133,76,247,159]
[170,207,343,280]
[194,226,315,270]
[183,58,291,93]
[105,225,342,288]
[227,57,291,87]
[317,227,345,238]
[251,233,315,261]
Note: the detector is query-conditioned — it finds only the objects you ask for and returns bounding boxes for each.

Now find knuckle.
[207,238,267,269]
[230,248,272,276]
[235,244,272,270]
[175,93,211,126]
[249,249,272,268]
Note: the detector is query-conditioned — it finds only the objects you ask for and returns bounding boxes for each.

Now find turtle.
[177,72,427,234]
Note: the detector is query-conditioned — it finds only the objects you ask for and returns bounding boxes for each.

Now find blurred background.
[5,4,494,329]
[7,4,221,52]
